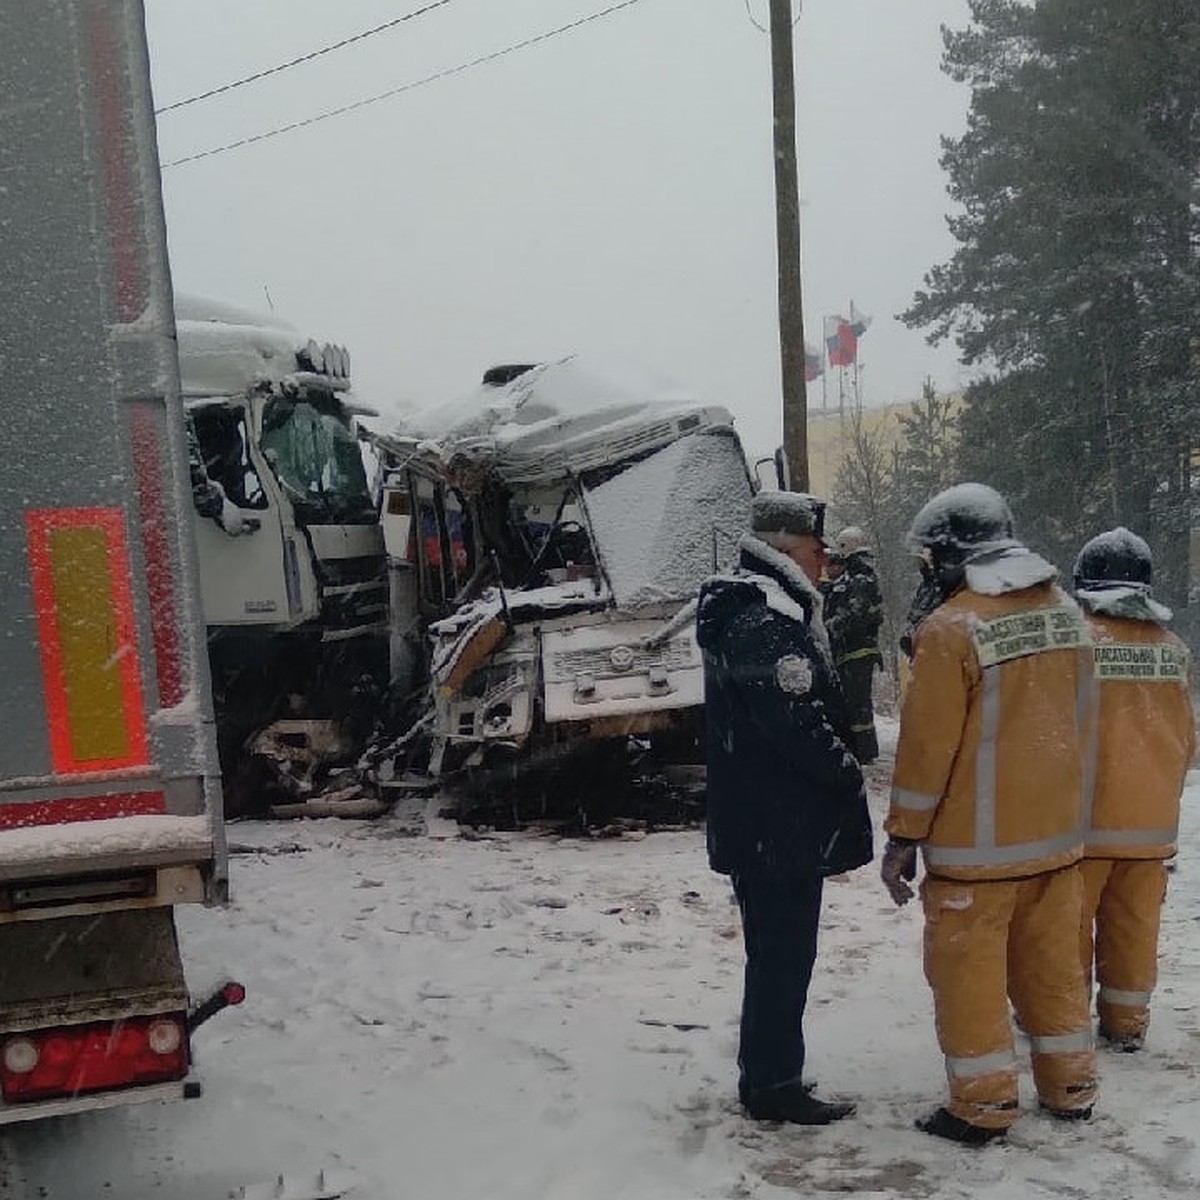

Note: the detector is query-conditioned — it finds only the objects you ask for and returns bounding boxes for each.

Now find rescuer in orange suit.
[1073,528,1195,1052]
[881,483,1098,1145]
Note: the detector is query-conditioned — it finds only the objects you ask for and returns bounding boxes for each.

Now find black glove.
[881,838,919,906]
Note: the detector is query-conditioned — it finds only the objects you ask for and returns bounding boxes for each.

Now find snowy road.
[3,722,1199,1199]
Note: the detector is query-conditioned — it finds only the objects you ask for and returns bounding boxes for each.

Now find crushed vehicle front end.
[372,363,753,821]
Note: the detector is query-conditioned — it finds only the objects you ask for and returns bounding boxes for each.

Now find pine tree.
[904,0,1200,608]
[894,379,960,503]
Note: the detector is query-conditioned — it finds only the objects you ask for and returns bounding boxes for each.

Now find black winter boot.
[915,1107,1006,1146]
[1039,1102,1093,1121]
[1099,1025,1144,1053]
[741,1084,855,1124]
[738,1079,816,1107]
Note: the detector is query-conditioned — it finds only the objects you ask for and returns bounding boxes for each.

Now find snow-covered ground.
[3,717,1198,1198]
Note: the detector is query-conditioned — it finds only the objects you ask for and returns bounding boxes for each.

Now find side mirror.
[773,446,791,490]
[751,447,791,492]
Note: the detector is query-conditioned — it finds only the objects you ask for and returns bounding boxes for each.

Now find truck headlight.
[483,701,513,733]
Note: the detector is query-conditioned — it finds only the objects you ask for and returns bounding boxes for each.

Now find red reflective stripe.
[0,791,165,831]
[25,508,149,773]
[86,1,146,322]
[129,404,184,706]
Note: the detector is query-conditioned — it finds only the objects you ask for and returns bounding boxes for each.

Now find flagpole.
[850,298,861,413]
[846,299,873,414]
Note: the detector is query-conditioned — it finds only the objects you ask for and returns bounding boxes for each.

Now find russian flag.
[825,315,857,368]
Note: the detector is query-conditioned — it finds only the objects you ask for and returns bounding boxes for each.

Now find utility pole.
[769,0,809,491]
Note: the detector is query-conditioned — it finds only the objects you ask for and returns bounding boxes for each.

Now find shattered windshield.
[584,428,753,607]
[260,391,374,523]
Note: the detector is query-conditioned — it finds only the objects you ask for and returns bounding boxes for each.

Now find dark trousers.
[732,871,824,1099]
[838,654,878,763]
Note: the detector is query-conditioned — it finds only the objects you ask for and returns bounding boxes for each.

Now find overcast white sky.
[145,0,973,457]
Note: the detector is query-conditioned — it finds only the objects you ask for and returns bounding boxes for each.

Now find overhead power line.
[155,0,455,115]
[741,0,766,33]
[741,0,801,33]
[162,0,648,169]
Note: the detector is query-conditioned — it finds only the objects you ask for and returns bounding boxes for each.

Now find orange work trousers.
[1079,857,1168,1043]
[923,865,1096,1130]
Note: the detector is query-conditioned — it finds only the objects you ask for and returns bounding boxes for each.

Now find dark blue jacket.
[696,536,874,879]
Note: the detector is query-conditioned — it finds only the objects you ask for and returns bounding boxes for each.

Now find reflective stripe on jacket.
[1083,613,1195,859]
[886,581,1091,881]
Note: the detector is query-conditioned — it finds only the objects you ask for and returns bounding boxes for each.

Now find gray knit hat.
[750,491,829,543]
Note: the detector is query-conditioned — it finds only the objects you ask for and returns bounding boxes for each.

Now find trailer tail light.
[2,1038,38,1075]
[146,1018,182,1056]
[0,1014,188,1103]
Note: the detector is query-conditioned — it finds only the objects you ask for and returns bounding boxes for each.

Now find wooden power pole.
[769,0,809,491]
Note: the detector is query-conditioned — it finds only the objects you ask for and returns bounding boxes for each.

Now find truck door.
[411,476,477,616]
[189,401,316,627]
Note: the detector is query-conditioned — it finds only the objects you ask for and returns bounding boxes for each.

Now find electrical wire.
[155,0,455,115]
[741,0,766,33]
[740,0,802,33]
[162,0,648,168]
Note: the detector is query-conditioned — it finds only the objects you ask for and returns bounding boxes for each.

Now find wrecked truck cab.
[372,357,754,812]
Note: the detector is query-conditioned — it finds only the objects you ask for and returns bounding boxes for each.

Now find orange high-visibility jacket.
[1083,612,1194,859]
[887,581,1092,881]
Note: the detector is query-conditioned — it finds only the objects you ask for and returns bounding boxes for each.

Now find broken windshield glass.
[261,392,374,523]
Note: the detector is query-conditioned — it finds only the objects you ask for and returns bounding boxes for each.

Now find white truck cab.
[177,298,389,815]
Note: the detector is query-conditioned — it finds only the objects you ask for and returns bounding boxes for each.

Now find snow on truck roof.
[390,356,737,483]
[174,293,357,404]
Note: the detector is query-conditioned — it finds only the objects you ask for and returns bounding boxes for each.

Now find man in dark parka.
[696,491,874,1124]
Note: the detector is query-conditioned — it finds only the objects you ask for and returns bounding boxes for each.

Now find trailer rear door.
[0,0,225,913]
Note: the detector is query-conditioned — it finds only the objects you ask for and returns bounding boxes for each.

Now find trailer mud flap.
[0,907,187,1032]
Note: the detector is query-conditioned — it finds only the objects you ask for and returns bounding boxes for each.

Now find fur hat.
[750,491,828,542]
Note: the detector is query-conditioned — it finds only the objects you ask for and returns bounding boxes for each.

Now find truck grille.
[550,640,695,681]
